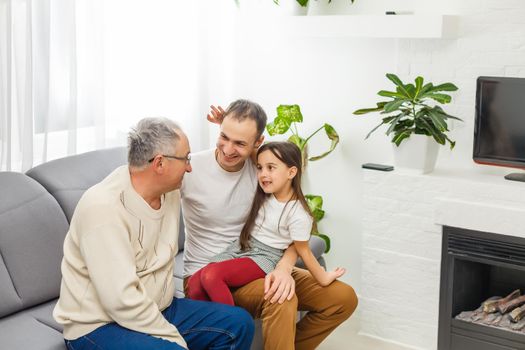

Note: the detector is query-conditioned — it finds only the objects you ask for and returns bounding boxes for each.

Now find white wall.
[102,0,238,151]
[229,34,397,293]
[100,0,525,303]
[221,0,525,298]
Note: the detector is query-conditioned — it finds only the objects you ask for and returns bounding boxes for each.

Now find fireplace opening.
[438,226,525,350]
[452,260,525,333]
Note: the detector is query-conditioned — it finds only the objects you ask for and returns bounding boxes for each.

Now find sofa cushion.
[0,173,68,318]
[21,300,62,333]
[0,311,64,350]
[26,147,128,222]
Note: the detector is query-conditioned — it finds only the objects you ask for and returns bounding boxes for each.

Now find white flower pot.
[392,134,440,174]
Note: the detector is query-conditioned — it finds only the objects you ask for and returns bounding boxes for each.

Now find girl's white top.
[252,195,313,250]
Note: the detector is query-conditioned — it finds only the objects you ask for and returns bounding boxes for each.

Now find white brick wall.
[359,4,525,346]
[397,1,525,170]
[361,168,525,349]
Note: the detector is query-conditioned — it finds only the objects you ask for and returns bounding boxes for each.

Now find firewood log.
[498,295,525,314]
[483,290,520,313]
[509,305,525,323]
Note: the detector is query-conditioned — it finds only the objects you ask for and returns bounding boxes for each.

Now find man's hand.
[264,265,295,304]
[207,105,225,124]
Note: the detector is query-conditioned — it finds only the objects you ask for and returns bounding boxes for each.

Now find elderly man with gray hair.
[53,117,254,350]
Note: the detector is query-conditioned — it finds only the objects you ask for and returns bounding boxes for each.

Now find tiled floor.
[318,317,412,350]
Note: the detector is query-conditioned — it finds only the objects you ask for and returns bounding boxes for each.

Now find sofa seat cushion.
[0,304,65,350]
[20,300,62,333]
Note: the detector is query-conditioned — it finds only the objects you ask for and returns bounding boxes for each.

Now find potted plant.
[353,73,462,173]
[276,0,356,13]
[235,0,355,16]
[266,104,339,252]
[307,0,356,15]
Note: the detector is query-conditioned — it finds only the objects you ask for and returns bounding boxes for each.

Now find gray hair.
[128,117,183,168]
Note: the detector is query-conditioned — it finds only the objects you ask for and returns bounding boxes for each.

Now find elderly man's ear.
[150,156,166,174]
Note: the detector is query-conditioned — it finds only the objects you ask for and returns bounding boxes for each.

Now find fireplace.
[438,226,525,350]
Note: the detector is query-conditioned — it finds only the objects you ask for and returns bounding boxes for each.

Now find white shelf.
[240,15,459,39]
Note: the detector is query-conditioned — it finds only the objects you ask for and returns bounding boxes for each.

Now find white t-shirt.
[181,149,257,277]
[252,195,313,250]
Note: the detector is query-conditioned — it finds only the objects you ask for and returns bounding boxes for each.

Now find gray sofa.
[0,147,326,350]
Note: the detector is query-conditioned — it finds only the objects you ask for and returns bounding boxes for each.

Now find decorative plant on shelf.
[353,73,462,173]
[273,0,355,7]
[266,104,339,252]
[274,0,308,6]
[353,73,462,148]
[235,0,355,8]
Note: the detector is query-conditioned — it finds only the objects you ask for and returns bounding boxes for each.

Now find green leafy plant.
[267,105,339,164]
[266,104,339,252]
[305,194,331,252]
[273,0,308,6]
[234,0,355,9]
[263,0,356,8]
[353,73,462,149]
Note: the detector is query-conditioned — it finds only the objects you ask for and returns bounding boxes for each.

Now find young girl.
[186,141,346,305]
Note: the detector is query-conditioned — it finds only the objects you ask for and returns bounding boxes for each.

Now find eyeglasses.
[148,154,191,165]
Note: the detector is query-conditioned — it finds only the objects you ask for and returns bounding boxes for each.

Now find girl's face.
[256,150,297,200]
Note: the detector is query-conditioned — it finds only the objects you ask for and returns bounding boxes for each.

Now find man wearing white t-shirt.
[181,100,358,350]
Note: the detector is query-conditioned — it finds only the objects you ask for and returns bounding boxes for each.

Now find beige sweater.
[53,166,186,348]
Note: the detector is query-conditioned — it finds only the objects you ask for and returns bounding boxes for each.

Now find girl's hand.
[319,267,346,287]
[207,105,225,124]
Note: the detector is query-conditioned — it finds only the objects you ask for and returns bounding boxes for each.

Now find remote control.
[362,163,394,171]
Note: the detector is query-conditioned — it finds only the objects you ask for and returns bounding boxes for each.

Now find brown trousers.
[185,267,358,350]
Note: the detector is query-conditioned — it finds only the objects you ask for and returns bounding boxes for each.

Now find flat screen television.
[473,76,525,182]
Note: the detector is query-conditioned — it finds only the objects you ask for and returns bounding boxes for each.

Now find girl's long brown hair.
[239,141,316,251]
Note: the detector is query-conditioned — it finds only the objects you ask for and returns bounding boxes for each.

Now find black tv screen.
[473,76,525,169]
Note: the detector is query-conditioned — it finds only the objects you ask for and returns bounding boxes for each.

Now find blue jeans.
[65,298,254,350]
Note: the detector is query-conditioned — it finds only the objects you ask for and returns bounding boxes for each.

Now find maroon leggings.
[186,257,266,306]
